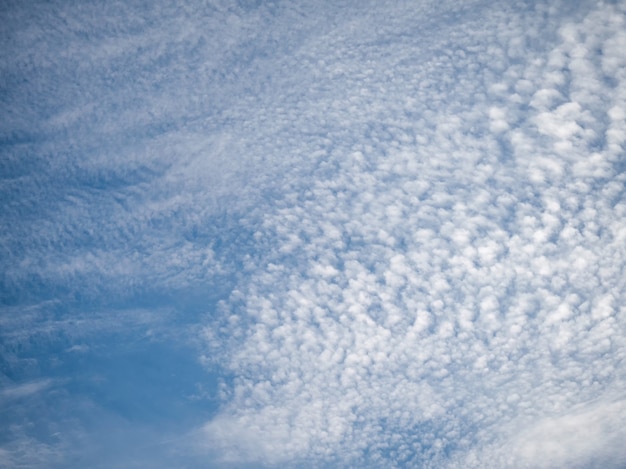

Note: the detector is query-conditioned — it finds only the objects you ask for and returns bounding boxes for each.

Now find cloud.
[201,1,626,467]
[1,0,625,467]
[0,379,54,401]
[455,396,626,469]
[509,399,626,468]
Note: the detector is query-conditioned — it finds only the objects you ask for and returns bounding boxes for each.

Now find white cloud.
[0,379,54,401]
[455,397,626,469]
[2,0,625,467]
[201,1,626,467]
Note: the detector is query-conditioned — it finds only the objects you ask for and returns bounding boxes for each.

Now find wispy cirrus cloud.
[0,379,54,402]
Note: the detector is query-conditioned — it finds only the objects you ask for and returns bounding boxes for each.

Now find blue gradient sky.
[1,1,626,467]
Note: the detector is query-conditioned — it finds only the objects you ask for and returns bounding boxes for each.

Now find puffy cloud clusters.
[203,1,626,467]
[2,0,625,467]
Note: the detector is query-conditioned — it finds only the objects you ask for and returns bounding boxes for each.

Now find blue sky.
[1,0,626,467]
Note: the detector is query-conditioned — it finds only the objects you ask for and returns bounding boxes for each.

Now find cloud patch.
[202,1,626,467]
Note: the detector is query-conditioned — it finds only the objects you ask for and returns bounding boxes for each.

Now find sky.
[1,0,625,467]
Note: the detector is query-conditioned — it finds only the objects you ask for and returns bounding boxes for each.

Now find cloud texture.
[1,0,625,467]
[201,1,626,467]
